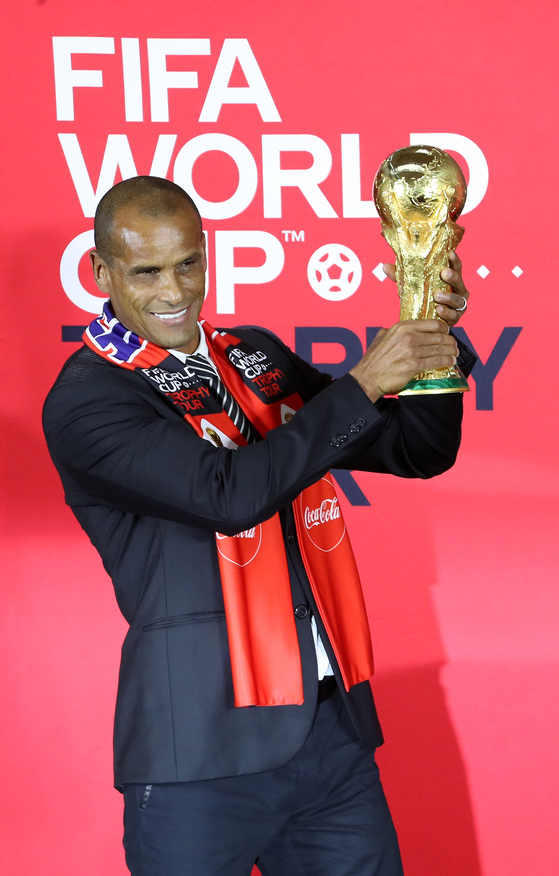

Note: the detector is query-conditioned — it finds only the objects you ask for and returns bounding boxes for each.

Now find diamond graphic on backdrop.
[372,262,388,282]
[477,265,490,278]
[512,266,523,277]
[307,244,362,301]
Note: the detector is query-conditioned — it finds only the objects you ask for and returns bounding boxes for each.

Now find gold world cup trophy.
[373,145,469,394]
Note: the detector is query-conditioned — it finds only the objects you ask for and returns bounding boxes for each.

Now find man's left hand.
[383,251,470,327]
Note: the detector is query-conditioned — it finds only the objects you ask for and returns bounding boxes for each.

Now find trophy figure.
[373,145,469,394]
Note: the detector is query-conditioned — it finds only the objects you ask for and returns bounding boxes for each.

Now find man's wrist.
[348,369,384,404]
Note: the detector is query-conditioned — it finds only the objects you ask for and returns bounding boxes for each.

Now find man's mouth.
[151,307,188,321]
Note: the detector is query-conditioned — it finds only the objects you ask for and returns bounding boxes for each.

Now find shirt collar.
[167,323,210,364]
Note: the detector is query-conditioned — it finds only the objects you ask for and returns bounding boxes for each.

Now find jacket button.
[287,533,295,544]
[294,604,309,619]
[355,418,366,427]
[349,423,360,433]
[330,438,341,448]
[338,433,348,443]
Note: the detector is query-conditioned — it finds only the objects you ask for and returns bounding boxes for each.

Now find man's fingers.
[440,267,466,297]
[435,252,470,326]
[350,317,458,401]
[397,318,450,334]
[377,327,458,372]
[395,324,458,357]
[448,250,462,272]
[434,290,467,312]
[417,356,457,373]
[414,341,458,363]
[435,289,467,307]
[382,263,396,282]
[371,327,388,344]
[435,302,462,324]
[381,255,469,329]
[439,253,468,300]
[442,251,466,286]
[414,337,457,356]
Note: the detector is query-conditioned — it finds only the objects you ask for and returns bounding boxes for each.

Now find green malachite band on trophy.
[398,374,470,396]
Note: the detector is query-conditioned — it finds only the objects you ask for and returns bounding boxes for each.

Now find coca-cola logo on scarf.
[299,478,346,553]
[216,525,263,566]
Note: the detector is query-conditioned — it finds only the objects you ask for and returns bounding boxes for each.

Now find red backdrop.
[1,2,558,875]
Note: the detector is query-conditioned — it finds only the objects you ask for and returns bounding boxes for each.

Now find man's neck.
[168,323,209,363]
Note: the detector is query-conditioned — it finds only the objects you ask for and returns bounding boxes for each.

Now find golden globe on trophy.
[373,145,469,395]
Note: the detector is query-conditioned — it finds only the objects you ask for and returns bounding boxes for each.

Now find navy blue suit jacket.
[43,328,475,787]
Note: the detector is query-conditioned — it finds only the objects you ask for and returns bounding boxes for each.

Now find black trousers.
[122,686,403,876]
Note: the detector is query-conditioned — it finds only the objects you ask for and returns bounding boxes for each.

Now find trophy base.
[398,367,470,396]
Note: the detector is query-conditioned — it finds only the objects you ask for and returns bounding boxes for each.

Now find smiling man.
[90,182,207,353]
[43,176,475,876]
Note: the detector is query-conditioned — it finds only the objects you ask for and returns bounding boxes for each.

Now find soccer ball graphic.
[307,244,362,301]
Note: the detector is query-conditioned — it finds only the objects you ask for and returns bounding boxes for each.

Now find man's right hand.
[349,320,459,402]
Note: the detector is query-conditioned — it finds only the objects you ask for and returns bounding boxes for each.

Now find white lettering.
[142,368,196,392]
[173,133,258,219]
[409,133,489,214]
[199,39,281,123]
[231,351,271,379]
[304,498,340,529]
[60,229,106,313]
[281,230,306,242]
[147,38,211,123]
[58,133,137,216]
[149,134,178,176]
[228,351,267,369]
[262,134,338,218]
[341,134,378,218]
[214,230,284,314]
[59,133,177,217]
[53,36,115,121]
[122,38,143,122]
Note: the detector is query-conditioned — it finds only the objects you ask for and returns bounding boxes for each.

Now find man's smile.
[151,307,189,322]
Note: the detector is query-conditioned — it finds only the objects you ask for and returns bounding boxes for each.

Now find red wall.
[2,2,558,874]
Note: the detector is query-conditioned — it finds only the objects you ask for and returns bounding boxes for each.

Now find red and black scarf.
[84,304,374,706]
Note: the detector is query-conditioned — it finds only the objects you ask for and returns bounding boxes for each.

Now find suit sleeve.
[43,363,384,535]
[253,329,476,480]
[43,335,474,534]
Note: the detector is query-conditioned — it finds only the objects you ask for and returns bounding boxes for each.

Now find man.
[43,176,474,876]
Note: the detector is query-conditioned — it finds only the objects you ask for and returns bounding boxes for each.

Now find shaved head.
[94,176,202,265]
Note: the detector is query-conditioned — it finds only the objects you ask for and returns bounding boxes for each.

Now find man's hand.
[349,320,459,403]
[382,251,470,327]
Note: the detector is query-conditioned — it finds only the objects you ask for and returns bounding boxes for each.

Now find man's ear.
[90,249,111,293]
[200,233,208,274]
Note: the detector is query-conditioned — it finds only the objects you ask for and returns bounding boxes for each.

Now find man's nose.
[158,270,183,303]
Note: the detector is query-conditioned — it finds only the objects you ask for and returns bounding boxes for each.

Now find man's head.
[91,177,206,354]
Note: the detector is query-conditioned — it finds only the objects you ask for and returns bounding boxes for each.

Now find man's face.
[91,202,207,354]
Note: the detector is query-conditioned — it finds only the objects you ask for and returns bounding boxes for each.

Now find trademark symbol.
[281,230,305,242]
